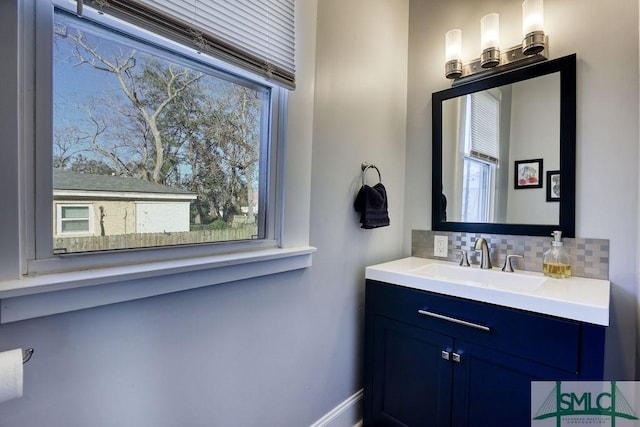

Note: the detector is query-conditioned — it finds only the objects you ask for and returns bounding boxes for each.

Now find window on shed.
[57,204,93,235]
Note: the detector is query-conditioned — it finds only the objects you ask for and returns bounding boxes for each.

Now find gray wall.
[3,0,637,425]
[506,74,560,224]
[308,0,408,414]
[404,0,639,379]
[0,0,408,426]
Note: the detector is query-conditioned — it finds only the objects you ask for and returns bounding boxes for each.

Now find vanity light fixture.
[444,0,547,84]
[445,29,463,79]
[480,13,500,68]
[522,0,545,55]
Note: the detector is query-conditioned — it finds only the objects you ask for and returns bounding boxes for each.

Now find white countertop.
[365,257,610,326]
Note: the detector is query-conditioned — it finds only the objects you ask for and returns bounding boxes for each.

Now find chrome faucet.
[474,237,492,269]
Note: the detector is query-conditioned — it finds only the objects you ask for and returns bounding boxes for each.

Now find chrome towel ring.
[23,348,34,364]
[361,162,382,186]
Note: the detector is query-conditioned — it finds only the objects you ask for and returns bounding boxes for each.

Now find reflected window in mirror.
[457,91,501,222]
[462,157,493,222]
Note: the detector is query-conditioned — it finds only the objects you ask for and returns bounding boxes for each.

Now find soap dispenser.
[543,230,572,278]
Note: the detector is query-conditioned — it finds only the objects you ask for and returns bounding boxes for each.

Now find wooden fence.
[54,225,258,253]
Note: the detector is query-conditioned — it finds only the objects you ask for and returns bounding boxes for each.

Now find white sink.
[409,263,546,292]
[365,257,610,325]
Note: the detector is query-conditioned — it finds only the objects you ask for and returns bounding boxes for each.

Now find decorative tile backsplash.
[412,230,609,280]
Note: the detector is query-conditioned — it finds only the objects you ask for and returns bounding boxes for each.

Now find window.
[56,204,94,235]
[461,158,492,222]
[27,0,294,272]
[52,8,271,254]
[460,91,500,222]
[0,0,313,321]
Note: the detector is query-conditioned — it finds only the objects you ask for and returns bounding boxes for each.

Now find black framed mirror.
[432,54,576,237]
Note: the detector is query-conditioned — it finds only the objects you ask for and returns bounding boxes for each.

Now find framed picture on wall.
[514,158,543,189]
[546,170,560,202]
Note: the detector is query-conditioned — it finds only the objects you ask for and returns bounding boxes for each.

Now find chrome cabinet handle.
[418,309,491,332]
[442,350,462,363]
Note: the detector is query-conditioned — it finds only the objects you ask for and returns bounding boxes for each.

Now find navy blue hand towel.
[354,183,390,229]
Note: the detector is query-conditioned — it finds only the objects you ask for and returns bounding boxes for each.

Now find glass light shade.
[445,29,462,62]
[480,13,500,51]
[522,0,544,36]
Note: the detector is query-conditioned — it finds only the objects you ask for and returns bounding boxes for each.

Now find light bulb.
[444,29,463,79]
[522,0,544,36]
[480,13,500,68]
[522,0,545,55]
[480,13,500,51]
[445,29,462,62]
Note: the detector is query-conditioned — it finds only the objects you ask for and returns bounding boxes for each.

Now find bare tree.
[53,126,90,169]
[186,85,261,223]
[65,31,203,184]
[54,28,263,226]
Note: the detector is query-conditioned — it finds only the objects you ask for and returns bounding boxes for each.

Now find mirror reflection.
[432,54,576,237]
[441,73,560,225]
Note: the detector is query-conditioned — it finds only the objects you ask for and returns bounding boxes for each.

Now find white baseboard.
[310,389,363,427]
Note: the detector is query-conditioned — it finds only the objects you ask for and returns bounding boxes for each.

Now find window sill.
[0,246,316,323]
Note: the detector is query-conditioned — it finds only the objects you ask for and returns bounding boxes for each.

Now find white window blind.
[83,0,296,88]
[468,91,500,162]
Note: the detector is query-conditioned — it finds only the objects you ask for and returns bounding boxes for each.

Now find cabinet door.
[451,340,578,427]
[366,316,454,427]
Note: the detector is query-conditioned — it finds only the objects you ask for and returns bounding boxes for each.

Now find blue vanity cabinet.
[363,279,606,427]
[449,339,577,426]
[367,316,454,426]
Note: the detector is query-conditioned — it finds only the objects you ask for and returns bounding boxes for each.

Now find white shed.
[53,169,197,237]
